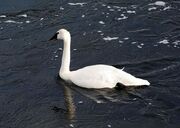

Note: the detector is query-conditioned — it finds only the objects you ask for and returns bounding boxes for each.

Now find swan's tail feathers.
[121,78,150,86]
[130,78,150,86]
[117,70,150,86]
[120,78,150,87]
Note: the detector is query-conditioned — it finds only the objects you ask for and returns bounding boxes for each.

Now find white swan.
[50,29,150,89]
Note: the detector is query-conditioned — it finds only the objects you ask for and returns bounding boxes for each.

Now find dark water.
[0,0,180,128]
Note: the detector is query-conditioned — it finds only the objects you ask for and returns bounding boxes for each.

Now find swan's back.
[69,65,149,89]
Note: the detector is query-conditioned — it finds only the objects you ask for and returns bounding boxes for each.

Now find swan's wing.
[70,65,119,88]
[70,65,150,88]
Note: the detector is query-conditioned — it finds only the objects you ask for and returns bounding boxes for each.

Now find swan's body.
[50,29,150,89]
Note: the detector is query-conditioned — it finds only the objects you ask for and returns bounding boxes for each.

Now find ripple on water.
[4,20,23,24]
[1,1,180,128]
[103,36,119,41]
[18,14,28,18]
[68,3,87,6]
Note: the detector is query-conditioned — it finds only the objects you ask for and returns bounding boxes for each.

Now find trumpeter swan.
[49,29,150,89]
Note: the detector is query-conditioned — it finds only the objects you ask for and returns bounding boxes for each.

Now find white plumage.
[50,29,150,89]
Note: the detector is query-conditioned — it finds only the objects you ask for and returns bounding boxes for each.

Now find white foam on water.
[163,6,171,10]
[137,45,142,48]
[60,6,64,10]
[40,18,44,21]
[154,1,166,6]
[117,16,128,20]
[73,49,77,51]
[127,10,136,14]
[99,21,105,24]
[81,14,85,18]
[107,6,111,9]
[69,124,74,127]
[96,100,103,104]
[148,7,157,11]
[117,14,128,20]
[172,40,180,48]
[158,39,169,44]
[124,37,129,40]
[97,30,102,33]
[0,15,6,18]
[78,101,83,104]
[131,42,137,44]
[83,32,86,36]
[119,40,123,43]
[149,1,166,6]
[107,124,112,128]
[18,14,27,17]
[25,20,30,23]
[68,3,87,6]
[4,20,23,24]
[172,40,180,45]
[103,36,119,41]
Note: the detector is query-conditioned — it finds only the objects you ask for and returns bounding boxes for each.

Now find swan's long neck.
[60,35,71,80]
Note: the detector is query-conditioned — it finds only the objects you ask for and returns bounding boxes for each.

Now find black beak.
[49,32,58,41]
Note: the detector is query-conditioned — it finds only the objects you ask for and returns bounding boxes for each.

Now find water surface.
[0,0,180,128]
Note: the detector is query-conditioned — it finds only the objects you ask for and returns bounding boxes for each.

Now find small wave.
[127,10,136,14]
[149,1,166,6]
[158,39,169,44]
[0,15,6,18]
[148,1,171,11]
[148,7,157,11]
[25,20,30,23]
[4,20,23,24]
[99,21,105,24]
[116,14,128,20]
[68,3,87,6]
[103,36,119,41]
[18,14,27,18]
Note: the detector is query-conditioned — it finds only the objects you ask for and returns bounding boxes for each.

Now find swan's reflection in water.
[56,76,149,127]
[63,85,76,121]
[57,79,76,122]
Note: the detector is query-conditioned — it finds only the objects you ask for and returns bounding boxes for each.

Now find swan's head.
[49,29,70,41]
